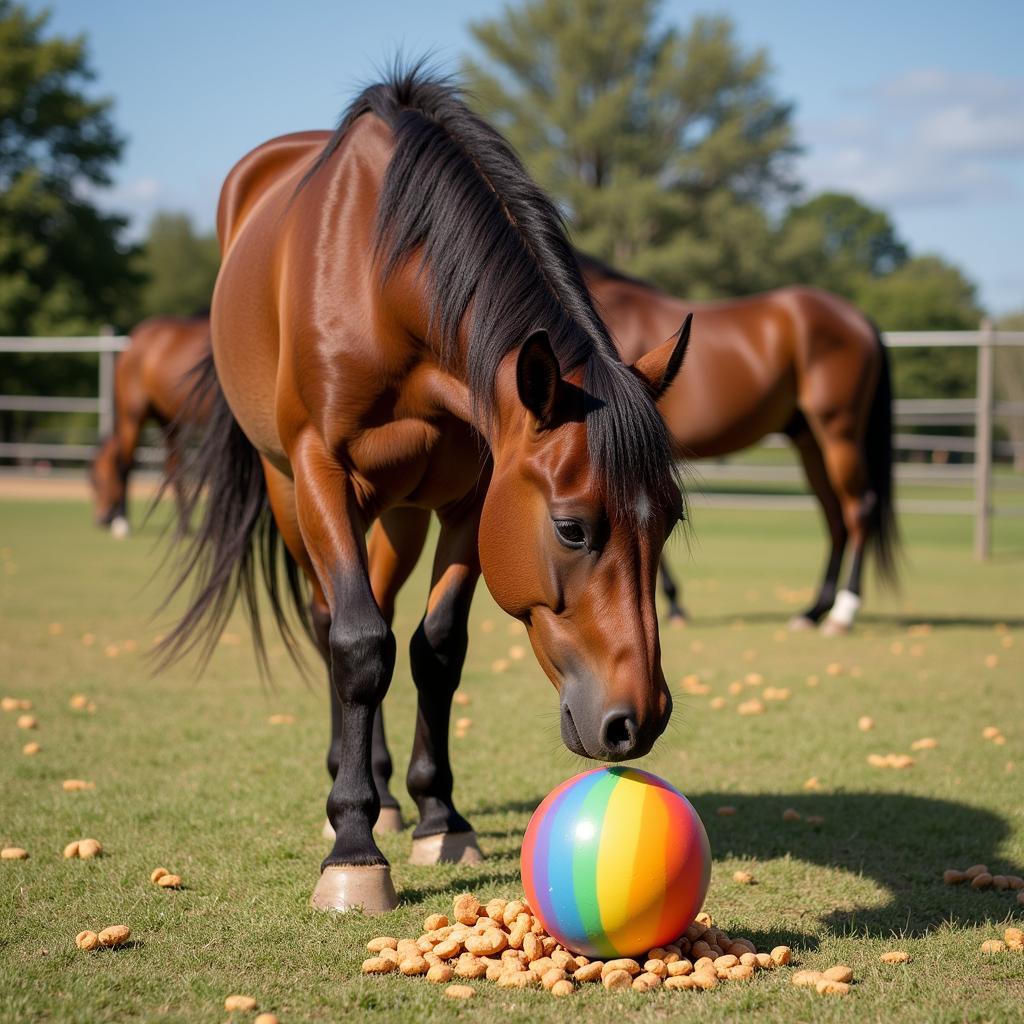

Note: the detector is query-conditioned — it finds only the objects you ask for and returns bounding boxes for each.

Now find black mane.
[303,66,680,522]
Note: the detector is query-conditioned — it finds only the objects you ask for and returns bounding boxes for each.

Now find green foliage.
[856,256,983,401]
[774,191,908,293]
[464,0,798,297]
[0,1,139,336]
[136,212,219,318]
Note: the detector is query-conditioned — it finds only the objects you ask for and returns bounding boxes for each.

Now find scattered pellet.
[823,965,853,983]
[782,808,801,822]
[22,742,41,755]
[224,995,258,1011]
[816,978,850,996]
[791,970,824,987]
[717,806,737,817]
[980,940,1006,953]
[1,847,28,860]
[732,870,754,885]
[97,925,130,947]
[75,930,99,951]
[880,950,910,963]
[62,779,95,791]
[445,984,474,999]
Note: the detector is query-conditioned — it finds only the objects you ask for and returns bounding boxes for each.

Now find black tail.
[865,325,900,585]
[154,353,310,673]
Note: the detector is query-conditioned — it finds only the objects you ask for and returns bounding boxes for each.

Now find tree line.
[0,0,1014,412]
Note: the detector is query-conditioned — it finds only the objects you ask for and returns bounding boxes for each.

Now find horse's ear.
[633,313,692,400]
[516,329,562,428]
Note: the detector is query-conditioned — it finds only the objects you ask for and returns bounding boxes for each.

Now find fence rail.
[2,326,1023,558]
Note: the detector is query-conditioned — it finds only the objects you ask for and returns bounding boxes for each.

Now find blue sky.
[39,0,1024,314]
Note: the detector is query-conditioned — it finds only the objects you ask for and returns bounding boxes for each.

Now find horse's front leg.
[294,443,398,912]
[406,505,484,865]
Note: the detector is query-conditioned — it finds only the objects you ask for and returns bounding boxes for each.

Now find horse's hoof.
[788,615,816,632]
[821,618,850,637]
[375,806,404,833]
[668,613,688,629]
[322,806,405,841]
[409,831,483,866]
[310,864,398,913]
[110,516,130,540]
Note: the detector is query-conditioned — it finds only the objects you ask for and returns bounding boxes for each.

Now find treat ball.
[521,766,710,958]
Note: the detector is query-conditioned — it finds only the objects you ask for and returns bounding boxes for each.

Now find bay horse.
[90,314,210,536]
[161,71,690,913]
[581,254,898,634]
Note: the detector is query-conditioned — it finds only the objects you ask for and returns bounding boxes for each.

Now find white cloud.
[799,67,1024,208]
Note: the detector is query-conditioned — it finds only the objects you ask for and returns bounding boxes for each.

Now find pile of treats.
[361,894,826,999]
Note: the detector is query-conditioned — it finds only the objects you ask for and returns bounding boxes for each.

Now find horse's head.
[479,321,690,761]
[89,437,123,527]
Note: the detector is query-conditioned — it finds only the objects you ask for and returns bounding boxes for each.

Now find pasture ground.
[1,497,1022,1023]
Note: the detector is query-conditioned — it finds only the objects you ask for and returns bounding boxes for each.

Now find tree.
[136,212,219,318]
[858,256,983,400]
[0,1,139,335]
[463,0,798,297]
[773,192,908,294]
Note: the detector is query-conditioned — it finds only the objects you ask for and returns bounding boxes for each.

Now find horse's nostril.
[601,711,637,753]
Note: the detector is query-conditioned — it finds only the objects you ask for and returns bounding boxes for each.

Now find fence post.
[98,324,115,441]
[974,318,994,561]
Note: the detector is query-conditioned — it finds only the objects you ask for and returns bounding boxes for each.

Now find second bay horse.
[90,314,211,536]
[580,255,898,634]
[160,71,690,913]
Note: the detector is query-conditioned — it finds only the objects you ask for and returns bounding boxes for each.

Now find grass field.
[1,497,1022,1023]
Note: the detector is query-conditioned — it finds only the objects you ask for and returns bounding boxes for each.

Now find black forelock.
[300,62,681,523]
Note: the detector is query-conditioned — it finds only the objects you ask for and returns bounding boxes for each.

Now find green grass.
[1,498,1022,1023]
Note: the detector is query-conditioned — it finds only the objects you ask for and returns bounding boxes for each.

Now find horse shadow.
[461,790,1021,941]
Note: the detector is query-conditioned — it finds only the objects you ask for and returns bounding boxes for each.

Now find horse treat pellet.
[224,995,258,1011]
[880,950,910,963]
[98,925,131,947]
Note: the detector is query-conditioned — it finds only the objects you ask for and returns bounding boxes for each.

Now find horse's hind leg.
[406,504,483,866]
[788,423,848,629]
[813,424,875,635]
[659,558,687,623]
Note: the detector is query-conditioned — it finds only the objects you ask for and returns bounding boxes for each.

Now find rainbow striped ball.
[520,766,710,959]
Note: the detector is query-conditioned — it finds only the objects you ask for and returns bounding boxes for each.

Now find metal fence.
[2,325,1023,559]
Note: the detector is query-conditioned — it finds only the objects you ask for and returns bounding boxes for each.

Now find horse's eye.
[553,519,587,549]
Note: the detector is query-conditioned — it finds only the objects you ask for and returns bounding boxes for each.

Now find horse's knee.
[328,615,395,705]
[409,601,467,695]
